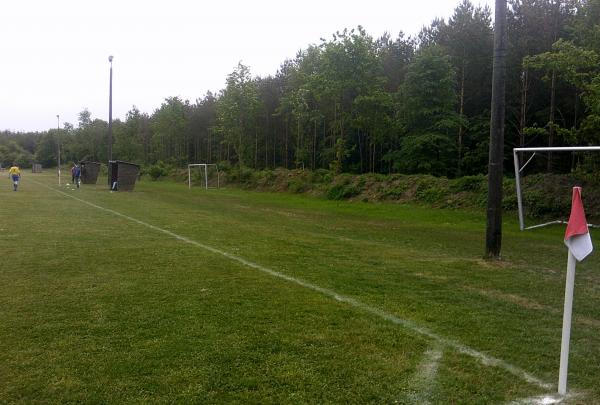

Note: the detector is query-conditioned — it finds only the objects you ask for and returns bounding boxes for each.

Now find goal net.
[513,146,600,230]
[188,164,220,189]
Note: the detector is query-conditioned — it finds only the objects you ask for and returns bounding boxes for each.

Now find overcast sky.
[1,0,495,132]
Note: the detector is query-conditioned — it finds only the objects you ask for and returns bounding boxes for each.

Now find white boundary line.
[407,347,444,404]
[506,393,577,404]
[34,180,552,391]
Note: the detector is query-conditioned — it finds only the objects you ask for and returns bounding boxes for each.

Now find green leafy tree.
[1,140,32,167]
[376,32,416,93]
[255,76,283,169]
[398,133,457,176]
[34,131,58,167]
[572,0,600,54]
[579,73,600,144]
[309,27,386,172]
[151,97,189,164]
[397,45,459,176]
[187,92,218,164]
[401,46,458,134]
[78,109,92,128]
[114,107,145,163]
[353,90,394,172]
[217,62,259,168]
[506,0,579,150]
[72,114,108,163]
[437,0,493,172]
[524,39,599,163]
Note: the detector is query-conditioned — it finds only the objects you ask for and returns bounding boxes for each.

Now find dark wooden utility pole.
[485,0,507,259]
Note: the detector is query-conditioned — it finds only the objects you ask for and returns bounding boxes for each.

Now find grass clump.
[147,162,169,180]
[326,174,360,200]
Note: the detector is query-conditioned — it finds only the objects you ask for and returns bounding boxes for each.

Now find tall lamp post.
[56,114,61,186]
[108,55,114,163]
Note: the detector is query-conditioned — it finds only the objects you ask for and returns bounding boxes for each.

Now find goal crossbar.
[188,163,220,189]
[513,146,600,231]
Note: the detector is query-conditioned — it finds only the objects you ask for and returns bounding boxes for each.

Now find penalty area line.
[35,180,552,391]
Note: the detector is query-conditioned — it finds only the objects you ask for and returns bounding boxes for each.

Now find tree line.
[2,0,599,177]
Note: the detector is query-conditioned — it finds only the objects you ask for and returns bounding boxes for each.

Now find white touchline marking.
[35,180,552,390]
[507,392,576,404]
[508,387,585,404]
[407,346,443,404]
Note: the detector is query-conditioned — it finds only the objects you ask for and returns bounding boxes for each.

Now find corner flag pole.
[559,187,593,395]
[558,250,576,395]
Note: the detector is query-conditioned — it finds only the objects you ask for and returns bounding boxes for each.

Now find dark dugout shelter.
[80,161,101,184]
[108,160,140,191]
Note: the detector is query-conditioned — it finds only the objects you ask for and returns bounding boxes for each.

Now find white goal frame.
[513,146,600,230]
[188,163,220,189]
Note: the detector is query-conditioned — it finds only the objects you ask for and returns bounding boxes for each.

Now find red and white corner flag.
[564,187,593,261]
[559,187,594,395]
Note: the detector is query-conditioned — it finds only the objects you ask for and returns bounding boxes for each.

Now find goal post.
[188,163,220,189]
[513,146,600,230]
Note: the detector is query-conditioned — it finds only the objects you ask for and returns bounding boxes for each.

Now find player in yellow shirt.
[8,163,21,191]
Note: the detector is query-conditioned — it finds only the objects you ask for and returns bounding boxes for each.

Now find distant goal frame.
[188,163,220,189]
[513,146,600,231]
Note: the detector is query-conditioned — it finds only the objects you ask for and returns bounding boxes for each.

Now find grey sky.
[1,0,495,132]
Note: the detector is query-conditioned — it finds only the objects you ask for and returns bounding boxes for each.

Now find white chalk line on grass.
[35,180,553,391]
[406,346,444,404]
[506,392,583,405]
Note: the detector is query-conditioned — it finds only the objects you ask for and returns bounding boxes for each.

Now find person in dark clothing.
[73,164,82,188]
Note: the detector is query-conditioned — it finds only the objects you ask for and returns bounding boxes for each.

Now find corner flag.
[558,186,594,395]
[564,187,593,261]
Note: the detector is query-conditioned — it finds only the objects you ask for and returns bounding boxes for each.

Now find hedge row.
[145,161,600,222]
[225,167,600,221]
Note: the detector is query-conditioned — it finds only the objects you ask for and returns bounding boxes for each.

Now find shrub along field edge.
[149,163,600,222]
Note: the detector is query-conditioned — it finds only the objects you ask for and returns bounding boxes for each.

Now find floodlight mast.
[108,55,114,163]
[56,114,61,186]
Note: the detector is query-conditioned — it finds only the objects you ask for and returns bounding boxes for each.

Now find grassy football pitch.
[1,172,599,403]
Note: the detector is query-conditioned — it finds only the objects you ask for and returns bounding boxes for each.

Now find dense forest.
[2,0,600,178]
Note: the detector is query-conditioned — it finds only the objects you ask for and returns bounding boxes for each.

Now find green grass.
[1,173,599,403]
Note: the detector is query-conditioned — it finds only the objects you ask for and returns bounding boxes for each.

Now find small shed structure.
[108,160,140,191]
[80,161,101,184]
